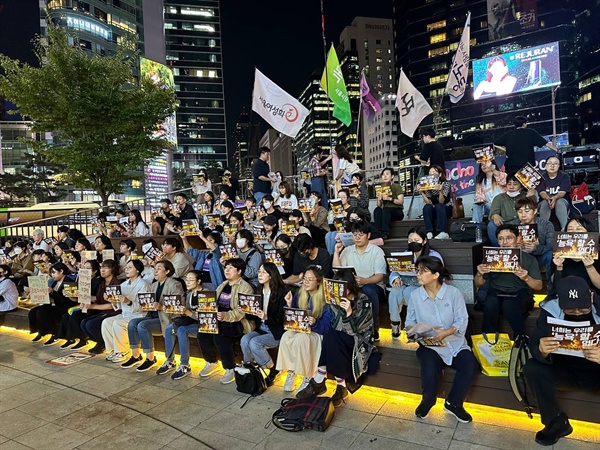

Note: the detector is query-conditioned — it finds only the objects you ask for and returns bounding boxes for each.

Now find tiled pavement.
[1,328,599,450]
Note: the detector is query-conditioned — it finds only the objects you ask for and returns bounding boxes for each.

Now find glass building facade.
[164,0,228,175]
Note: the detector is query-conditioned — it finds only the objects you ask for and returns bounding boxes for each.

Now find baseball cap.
[289,209,303,219]
[262,215,278,226]
[557,276,592,310]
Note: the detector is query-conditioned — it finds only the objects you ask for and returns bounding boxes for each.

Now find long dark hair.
[259,262,287,300]
[415,255,451,284]
[130,209,147,228]
[76,238,92,251]
[333,268,360,299]
[335,144,354,163]
[406,227,433,256]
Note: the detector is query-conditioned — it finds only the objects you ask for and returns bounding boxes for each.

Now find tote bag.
[471,332,513,377]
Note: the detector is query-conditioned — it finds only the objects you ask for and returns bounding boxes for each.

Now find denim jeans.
[241,330,280,368]
[127,317,162,353]
[472,202,490,223]
[539,198,569,230]
[389,284,419,322]
[164,322,198,365]
[310,177,328,208]
[80,314,109,346]
[325,231,337,255]
[487,220,499,247]
[361,283,384,331]
[423,203,451,233]
[254,191,268,205]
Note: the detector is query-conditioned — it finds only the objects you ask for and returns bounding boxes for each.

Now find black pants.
[57,309,101,341]
[28,304,70,336]
[196,333,236,369]
[416,346,478,406]
[482,288,533,337]
[319,328,354,381]
[374,207,404,233]
[523,357,600,425]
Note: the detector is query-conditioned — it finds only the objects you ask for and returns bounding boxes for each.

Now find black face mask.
[408,242,423,253]
[564,312,594,323]
[277,248,288,257]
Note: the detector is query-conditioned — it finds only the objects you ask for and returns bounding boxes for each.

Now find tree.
[0,172,29,205]
[0,26,178,205]
[20,151,68,203]
[172,169,192,192]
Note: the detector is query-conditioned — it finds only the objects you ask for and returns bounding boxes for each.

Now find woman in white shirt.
[0,265,19,315]
[275,181,298,214]
[126,209,151,237]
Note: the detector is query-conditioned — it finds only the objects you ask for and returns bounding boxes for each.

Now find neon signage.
[66,16,110,40]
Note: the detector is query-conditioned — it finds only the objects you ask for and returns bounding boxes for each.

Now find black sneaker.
[265,368,279,387]
[535,412,573,446]
[415,399,435,419]
[31,333,44,342]
[120,355,143,369]
[296,378,327,399]
[331,384,349,407]
[373,330,380,342]
[443,400,472,423]
[88,344,105,355]
[71,340,88,350]
[136,358,157,372]
[43,336,58,346]
[60,340,76,349]
[391,322,401,340]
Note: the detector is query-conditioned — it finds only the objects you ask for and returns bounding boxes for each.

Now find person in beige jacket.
[196,257,255,384]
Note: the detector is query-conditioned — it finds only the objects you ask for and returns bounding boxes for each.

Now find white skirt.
[275,330,322,378]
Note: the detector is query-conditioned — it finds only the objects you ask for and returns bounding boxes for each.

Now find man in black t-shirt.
[284,233,332,285]
[252,147,276,205]
[416,128,445,169]
[495,116,557,174]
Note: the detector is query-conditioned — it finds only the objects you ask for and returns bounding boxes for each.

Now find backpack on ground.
[271,396,335,432]
[234,362,267,408]
[508,334,537,418]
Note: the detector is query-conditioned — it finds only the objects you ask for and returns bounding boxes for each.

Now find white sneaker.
[426,232,433,240]
[283,371,296,392]
[200,362,220,377]
[111,352,130,363]
[220,368,235,384]
[297,377,310,392]
[105,351,115,362]
[434,232,450,239]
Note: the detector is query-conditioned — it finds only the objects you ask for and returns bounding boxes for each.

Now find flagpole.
[320,0,334,154]
[355,94,363,162]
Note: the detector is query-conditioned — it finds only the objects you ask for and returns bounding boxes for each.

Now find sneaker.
[111,352,130,363]
[373,330,380,342]
[434,232,450,240]
[443,400,473,423]
[43,336,58,346]
[297,377,310,392]
[31,333,44,342]
[331,384,349,407]
[283,371,296,392]
[415,399,436,419]
[391,322,401,340]
[296,378,327,398]
[265,368,279,387]
[200,362,220,377]
[136,358,157,372]
[60,340,76,349]
[171,364,191,380]
[71,340,88,350]
[156,359,177,375]
[88,344,105,355]
[381,232,389,240]
[534,412,573,446]
[121,355,143,369]
[426,232,433,239]
[105,351,116,361]
[220,368,235,384]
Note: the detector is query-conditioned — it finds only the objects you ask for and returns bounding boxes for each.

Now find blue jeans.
[423,203,451,233]
[164,322,198,365]
[254,191,268,205]
[472,203,490,223]
[361,284,384,331]
[389,284,419,322]
[534,250,554,295]
[80,314,108,346]
[487,220,499,247]
[325,231,337,255]
[310,177,328,208]
[241,330,280,368]
[127,317,162,353]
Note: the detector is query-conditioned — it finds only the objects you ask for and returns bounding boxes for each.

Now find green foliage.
[172,169,192,191]
[449,146,474,161]
[0,172,29,205]
[199,159,223,183]
[20,151,68,203]
[0,26,178,205]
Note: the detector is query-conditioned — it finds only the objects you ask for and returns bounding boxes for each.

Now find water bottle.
[475,223,483,243]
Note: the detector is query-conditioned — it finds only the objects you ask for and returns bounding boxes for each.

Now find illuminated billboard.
[487,0,538,41]
[473,41,560,101]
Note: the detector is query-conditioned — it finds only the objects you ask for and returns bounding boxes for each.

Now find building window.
[430,61,448,71]
[428,46,450,57]
[427,20,446,31]
[180,6,214,17]
[430,32,447,44]
[429,74,448,84]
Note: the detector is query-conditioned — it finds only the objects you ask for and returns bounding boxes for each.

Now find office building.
[232,107,251,177]
[164,0,228,175]
[259,129,294,178]
[363,94,399,176]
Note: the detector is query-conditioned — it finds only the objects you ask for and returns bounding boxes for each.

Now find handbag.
[171,315,197,327]
[234,362,267,408]
[271,396,335,432]
[449,221,489,243]
[471,332,513,377]
[570,182,596,215]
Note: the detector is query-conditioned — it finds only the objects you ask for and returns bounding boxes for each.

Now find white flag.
[446,13,471,103]
[251,69,309,138]
[395,69,433,138]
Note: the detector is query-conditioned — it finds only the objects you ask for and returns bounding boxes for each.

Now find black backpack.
[508,334,537,418]
[271,396,335,432]
[234,362,267,408]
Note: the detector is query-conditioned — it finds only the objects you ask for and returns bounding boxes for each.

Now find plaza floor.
[0,327,598,450]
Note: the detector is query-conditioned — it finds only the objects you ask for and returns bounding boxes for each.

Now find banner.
[360,73,381,118]
[487,0,538,41]
[395,69,433,138]
[252,69,309,138]
[320,45,352,126]
[446,13,470,104]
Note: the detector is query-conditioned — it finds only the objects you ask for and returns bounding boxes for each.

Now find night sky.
[220,0,393,153]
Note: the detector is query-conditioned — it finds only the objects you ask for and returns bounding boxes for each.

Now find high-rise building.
[259,129,294,178]
[164,0,228,175]
[232,107,250,177]
[578,1,600,144]
[363,94,399,177]
[392,0,594,158]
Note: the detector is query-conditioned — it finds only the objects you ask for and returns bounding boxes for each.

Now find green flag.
[320,45,352,126]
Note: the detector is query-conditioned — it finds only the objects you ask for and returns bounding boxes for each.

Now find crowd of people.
[1,130,599,446]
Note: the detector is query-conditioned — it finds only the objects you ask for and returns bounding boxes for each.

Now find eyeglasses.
[258,270,268,275]
[303,277,317,283]
[352,232,366,238]
[517,208,534,213]
[415,268,431,275]
[546,163,559,167]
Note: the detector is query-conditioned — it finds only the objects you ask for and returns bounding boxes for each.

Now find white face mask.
[236,238,247,248]
[506,190,521,198]
[263,202,272,209]
[13,247,22,255]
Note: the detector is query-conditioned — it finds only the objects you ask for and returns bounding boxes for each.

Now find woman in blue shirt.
[405,256,478,424]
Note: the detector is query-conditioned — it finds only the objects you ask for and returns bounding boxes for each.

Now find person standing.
[308,146,333,209]
[494,116,557,174]
[536,156,570,231]
[252,147,277,205]
[416,128,446,169]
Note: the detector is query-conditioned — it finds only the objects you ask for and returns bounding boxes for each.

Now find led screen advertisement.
[487,0,538,41]
[473,41,560,101]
